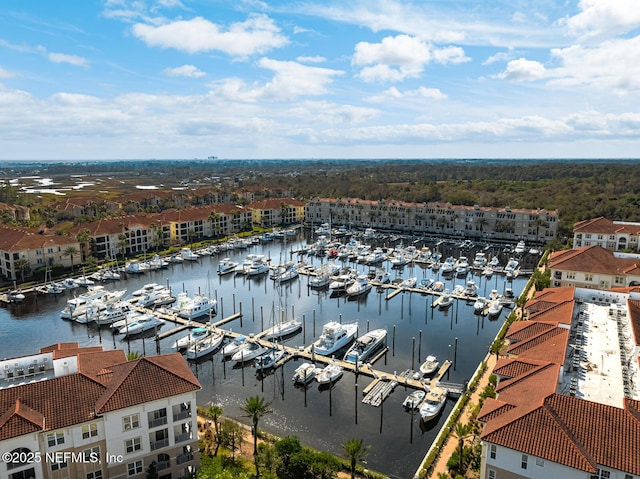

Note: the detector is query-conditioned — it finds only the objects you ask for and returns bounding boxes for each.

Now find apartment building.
[0,225,80,281]
[479,287,640,479]
[306,197,558,242]
[0,343,201,479]
[548,245,640,290]
[248,198,306,227]
[573,217,640,252]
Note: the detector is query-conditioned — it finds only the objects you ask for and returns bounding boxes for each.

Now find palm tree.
[14,257,29,283]
[452,422,472,475]
[63,245,79,272]
[240,395,272,476]
[126,351,140,360]
[202,405,223,455]
[342,438,369,479]
[490,339,504,360]
[76,228,91,262]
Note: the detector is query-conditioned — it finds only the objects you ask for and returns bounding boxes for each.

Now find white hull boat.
[255,348,287,370]
[232,342,268,363]
[222,335,249,358]
[217,258,238,275]
[313,321,359,356]
[263,318,302,340]
[403,389,426,410]
[419,389,447,421]
[346,275,372,297]
[117,314,164,336]
[176,294,217,320]
[316,362,343,384]
[343,329,386,364]
[292,362,320,384]
[172,327,211,350]
[419,355,439,376]
[185,330,225,359]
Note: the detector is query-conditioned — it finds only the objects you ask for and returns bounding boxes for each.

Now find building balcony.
[156,459,171,471]
[148,417,168,428]
[150,438,169,451]
[174,432,192,443]
[176,452,194,465]
[173,410,191,421]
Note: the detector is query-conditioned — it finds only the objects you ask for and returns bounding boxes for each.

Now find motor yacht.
[419,388,447,421]
[343,328,386,364]
[312,321,358,356]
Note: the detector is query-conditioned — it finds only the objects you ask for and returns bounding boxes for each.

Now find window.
[51,460,68,471]
[488,470,496,479]
[10,468,36,479]
[489,444,496,459]
[123,413,140,431]
[125,437,142,453]
[82,423,98,439]
[47,430,65,447]
[536,458,545,467]
[585,273,593,282]
[148,408,167,428]
[127,460,143,476]
[87,472,103,479]
[521,454,528,470]
[83,446,101,462]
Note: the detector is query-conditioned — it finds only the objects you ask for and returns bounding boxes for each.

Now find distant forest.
[2,159,639,239]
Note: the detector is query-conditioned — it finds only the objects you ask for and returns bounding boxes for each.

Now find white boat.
[132,283,163,296]
[124,260,150,274]
[176,294,217,320]
[514,240,526,254]
[373,269,391,284]
[222,335,249,358]
[169,254,184,263]
[148,254,169,270]
[313,321,359,356]
[60,287,125,320]
[94,302,131,326]
[75,275,95,287]
[217,258,238,275]
[181,247,200,261]
[489,256,501,271]
[472,252,487,269]
[463,280,478,297]
[37,283,64,295]
[504,258,520,276]
[438,291,453,309]
[343,328,387,364]
[185,329,225,359]
[441,256,455,274]
[364,247,385,265]
[419,388,447,421]
[309,274,331,288]
[455,256,469,277]
[346,275,372,298]
[8,289,25,302]
[263,318,302,340]
[431,281,444,292]
[292,362,320,384]
[60,278,79,289]
[255,347,287,371]
[316,362,344,384]
[137,287,175,308]
[275,265,299,283]
[172,327,211,350]
[403,389,426,410]
[419,355,439,376]
[232,342,268,363]
[401,277,417,289]
[488,299,504,318]
[118,313,164,336]
[473,297,488,314]
[329,274,355,294]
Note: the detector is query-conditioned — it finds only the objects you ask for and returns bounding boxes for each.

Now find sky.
[1,0,639,160]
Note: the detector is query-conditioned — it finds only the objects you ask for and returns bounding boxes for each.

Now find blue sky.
[1,0,639,160]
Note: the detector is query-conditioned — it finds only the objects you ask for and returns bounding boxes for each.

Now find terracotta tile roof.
[549,245,640,276]
[505,322,557,344]
[532,286,576,302]
[40,342,81,353]
[574,217,640,235]
[0,399,46,440]
[493,357,550,379]
[95,353,200,413]
[69,216,156,237]
[527,301,574,325]
[77,350,127,378]
[477,398,515,423]
[0,224,78,252]
[248,198,306,210]
[507,328,569,364]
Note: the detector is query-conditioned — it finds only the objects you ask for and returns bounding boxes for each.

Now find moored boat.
[255,347,287,371]
[312,321,359,356]
[232,342,268,363]
[316,362,344,384]
[343,328,387,364]
[419,355,439,376]
[419,388,447,421]
[185,329,225,359]
[403,389,426,410]
[262,318,302,340]
[292,362,320,384]
[172,327,210,350]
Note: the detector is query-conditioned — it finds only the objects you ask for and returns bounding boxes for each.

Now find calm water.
[0,234,529,478]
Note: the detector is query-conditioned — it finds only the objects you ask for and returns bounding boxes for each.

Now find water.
[0,235,529,478]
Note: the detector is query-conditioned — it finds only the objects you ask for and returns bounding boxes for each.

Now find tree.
[201,405,223,455]
[63,245,79,272]
[146,461,158,479]
[76,228,91,262]
[219,420,244,462]
[342,438,369,479]
[452,422,472,475]
[240,395,272,477]
[14,257,30,283]
[126,351,141,360]
[489,339,504,360]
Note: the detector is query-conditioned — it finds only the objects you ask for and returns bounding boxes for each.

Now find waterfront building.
[305,197,558,242]
[548,245,640,289]
[248,198,306,227]
[0,224,80,281]
[0,343,201,479]
[573,217,640,252]
[53,197,120,220]
[478,286,640,479]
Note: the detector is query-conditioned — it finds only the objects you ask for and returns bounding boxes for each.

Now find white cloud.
[561,0,640,39]
[0,67,16,79]
[207,59,343,102]
[296,56,326,64]
[47,52,89,68]
[483,50,515,65]
[496,58,546,82]
[163,64,205,78]
[132,14,289,56]
[352,34,469,82]
[365,86,447,102]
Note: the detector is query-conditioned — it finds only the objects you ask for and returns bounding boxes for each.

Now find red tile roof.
[549,246,640,276]
[574,217,640,235]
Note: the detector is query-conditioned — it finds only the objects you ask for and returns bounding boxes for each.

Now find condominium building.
[573,217,640,252]
[479,287,640,479]
[0,343,201,479]
[306,197,558,242]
